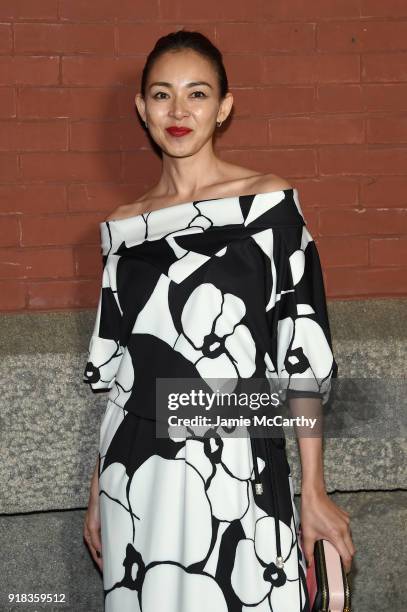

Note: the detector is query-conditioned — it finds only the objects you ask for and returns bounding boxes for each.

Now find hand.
[300,488,356,574]
[83,490,103,572]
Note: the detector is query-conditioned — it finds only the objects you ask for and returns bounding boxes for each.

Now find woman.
[83,30,355,612]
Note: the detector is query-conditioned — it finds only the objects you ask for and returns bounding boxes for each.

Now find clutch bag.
[300,533,351,612]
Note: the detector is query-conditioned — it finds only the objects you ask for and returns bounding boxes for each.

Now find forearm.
[287,396,326,494]
[297,436,326,494]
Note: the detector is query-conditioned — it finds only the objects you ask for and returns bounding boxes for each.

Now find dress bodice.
[84,188,337,421]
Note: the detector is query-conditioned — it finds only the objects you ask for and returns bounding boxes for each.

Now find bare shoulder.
[221,163,293,194]
[104,200,146,222]
[104,185,165,221]
[250,172,293,193]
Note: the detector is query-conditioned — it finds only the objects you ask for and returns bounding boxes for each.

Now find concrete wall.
[1,298,406,611]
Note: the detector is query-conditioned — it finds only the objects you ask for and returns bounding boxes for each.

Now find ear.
[218,91,234,124]
[135,93,146,123]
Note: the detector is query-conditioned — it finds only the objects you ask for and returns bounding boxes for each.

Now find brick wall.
[1,0,407,311]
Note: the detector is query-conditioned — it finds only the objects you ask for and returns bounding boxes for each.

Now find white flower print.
[172,428,265,523]
[99,456,214,591]
[84,337,123,390]
[100,460,228,612]
[231,515,306,611]
[277,315,334,400]
[174,282,256,388]
[141,563,228,612]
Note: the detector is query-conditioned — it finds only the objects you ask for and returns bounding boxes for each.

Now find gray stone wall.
[0,299,406,611]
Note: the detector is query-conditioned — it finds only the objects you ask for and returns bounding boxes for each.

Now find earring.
[216,120,223,128]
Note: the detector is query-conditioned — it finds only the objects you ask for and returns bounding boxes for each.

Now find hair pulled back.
[140,29,229,99]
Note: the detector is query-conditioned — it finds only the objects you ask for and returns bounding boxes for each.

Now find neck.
[157,142,225,199]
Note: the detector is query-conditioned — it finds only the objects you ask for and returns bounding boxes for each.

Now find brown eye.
[153,92,168,99]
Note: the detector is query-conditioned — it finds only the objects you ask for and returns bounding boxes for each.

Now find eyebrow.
[148,81,213,90]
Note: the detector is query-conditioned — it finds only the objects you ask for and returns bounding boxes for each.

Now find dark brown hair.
[140,29,229,99]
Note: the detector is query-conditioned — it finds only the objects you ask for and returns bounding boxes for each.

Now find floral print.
[84,188,338,611]
[175,282,257,383]
[231,515,306,608]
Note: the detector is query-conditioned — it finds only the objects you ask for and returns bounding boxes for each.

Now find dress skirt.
[98,399,311,612]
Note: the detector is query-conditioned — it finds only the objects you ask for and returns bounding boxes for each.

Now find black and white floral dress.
[83,188,338,612]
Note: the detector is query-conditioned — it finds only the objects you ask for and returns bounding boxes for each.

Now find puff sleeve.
[83,224,124,392]
[268,218,338,407]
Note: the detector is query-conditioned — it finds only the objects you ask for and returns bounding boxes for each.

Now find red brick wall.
[1,1,407,311]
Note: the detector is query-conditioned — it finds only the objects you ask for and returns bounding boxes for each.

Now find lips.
[166,126,193,137]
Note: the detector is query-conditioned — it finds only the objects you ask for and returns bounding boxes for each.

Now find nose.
[169,96,190,119]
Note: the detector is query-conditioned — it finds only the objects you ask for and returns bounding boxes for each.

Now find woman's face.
[136,48,232,158]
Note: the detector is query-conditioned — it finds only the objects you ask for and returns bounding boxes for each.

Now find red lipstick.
[166,126,193,137]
